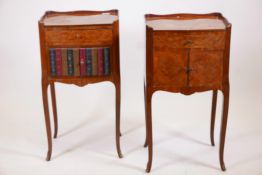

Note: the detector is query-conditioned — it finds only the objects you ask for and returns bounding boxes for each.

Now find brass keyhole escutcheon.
[186,67,193,74]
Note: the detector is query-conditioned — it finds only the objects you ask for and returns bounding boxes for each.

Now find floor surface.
[0,83,261,175]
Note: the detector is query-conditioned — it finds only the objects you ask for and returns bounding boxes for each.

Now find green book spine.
[92,48,98,76]
[67,49,74,76]
[104,48,110,75]
[62,48,68,76]
[73,48,80,76]
[86,48,92,76]
[49,48,56,76]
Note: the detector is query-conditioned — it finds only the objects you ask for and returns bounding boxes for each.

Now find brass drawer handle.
[183,40,193,46]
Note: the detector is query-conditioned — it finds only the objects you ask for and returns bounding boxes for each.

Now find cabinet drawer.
[45,28,112,46]
[154,31,225,50]
[48,47,111,77]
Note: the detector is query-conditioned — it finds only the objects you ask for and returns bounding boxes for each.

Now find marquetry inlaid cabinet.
[144,13,231,172]
[38,10,122,161]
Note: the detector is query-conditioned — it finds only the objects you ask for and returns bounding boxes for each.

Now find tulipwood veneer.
[38,10,123,161]
[144,13,231,172]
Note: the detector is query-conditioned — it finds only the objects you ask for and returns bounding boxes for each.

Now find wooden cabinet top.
[146,13,230,31]
[39,10,118,26]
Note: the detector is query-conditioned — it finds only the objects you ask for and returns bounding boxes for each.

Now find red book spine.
[79,48,86,76]
[55,48,62,76]
[97,48,104,76]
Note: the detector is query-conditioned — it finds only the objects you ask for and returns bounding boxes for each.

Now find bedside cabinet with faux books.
[38,10,122,161]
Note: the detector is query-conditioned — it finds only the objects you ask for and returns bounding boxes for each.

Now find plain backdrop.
[0,0,262,175]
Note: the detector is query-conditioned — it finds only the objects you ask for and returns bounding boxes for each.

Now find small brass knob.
[183,40,193,46]
[76,33,80,39]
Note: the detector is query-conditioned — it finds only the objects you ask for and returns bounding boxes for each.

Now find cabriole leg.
[42,79,52,161]
[50,82,58,138]
[210,90,218,146]
[219,85,230,171]
[115,81,123,158]
[145,89,153,173]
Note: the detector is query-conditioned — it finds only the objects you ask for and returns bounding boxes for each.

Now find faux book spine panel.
[49,48,56,76]
[104,48,110,75]
[98,48,104,76]
[67,49,74,76]
[49,48,110,77]
[55,48,62,76]
[79,48,86,76]
[61,49,68,76]
[73,48,80,76]
[92,49,98,76]
[86,48,92,76]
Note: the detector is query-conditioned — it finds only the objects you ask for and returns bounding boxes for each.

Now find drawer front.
[153,48,188,87]
[45,28,112,46]
[48,47,111,77]
[154,31,226,50]
[189,49,223,88]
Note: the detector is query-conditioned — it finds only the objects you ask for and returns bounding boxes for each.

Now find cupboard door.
[189,49,223,88]
[153,48,187,87]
